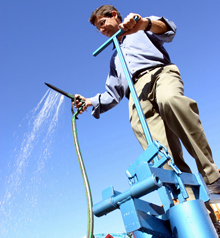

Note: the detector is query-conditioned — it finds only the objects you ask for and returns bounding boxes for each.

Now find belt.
[132,65,164,82]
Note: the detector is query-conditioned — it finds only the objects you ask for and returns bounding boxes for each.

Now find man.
[75,4,220,198]
[75,4,219,191]
[74,4,220,235]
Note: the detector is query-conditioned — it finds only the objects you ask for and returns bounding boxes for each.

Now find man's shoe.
[207,178,220,194]
[213,222,220,237]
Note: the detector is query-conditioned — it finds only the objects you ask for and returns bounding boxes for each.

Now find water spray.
[45,82,94,238]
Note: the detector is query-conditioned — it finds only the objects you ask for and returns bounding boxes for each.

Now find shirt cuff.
[90,94,101,119]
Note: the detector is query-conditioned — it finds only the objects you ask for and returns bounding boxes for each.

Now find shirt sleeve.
[146,16,177,43]
[90,56,125,119]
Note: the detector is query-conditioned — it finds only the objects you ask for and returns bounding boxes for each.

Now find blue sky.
[1,1,220,237]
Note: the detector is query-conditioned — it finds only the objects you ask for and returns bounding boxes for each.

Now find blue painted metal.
[168,199,218,238]
[92,20,219,238]
[132,231,153,238]
[93,174,161,217]
[112,36,153,147]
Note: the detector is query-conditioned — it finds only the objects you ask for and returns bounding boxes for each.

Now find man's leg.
[129,67,191,173]
[129,64,219,184]
[154,64,219,184]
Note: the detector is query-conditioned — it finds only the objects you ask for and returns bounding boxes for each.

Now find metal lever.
[92,16,154,146]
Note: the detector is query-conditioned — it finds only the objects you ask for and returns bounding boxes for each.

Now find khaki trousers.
[129,64,219,184]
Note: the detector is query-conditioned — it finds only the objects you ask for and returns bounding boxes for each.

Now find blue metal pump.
[92,16,219,238]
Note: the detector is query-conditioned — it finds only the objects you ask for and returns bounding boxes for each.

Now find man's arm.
[143,18,168,34]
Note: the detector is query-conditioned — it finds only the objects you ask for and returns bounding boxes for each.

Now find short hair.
[89,5,122,25]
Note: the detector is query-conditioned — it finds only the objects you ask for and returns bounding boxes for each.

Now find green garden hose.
[71,112,94,238]
[44,83,94,238]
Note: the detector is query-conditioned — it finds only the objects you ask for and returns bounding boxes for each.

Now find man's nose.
[100,27,106,35]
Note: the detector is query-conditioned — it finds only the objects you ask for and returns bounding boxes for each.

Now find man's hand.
[73,94,92,114]
[119,13,168,37]
[119,13,147,36]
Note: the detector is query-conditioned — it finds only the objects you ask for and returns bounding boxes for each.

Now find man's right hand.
[119,13,168,37]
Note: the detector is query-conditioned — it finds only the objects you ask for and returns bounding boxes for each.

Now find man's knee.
[158,95,179,114]
[157,95,199,120]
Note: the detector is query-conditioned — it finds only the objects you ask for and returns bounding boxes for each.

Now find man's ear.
[112,10,118,19]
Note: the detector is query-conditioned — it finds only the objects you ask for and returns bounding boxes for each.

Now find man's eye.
[100,19,105,27]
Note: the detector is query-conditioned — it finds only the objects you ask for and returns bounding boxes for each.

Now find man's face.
[94,12,120,37]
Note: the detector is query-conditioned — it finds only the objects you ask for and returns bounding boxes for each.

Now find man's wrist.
[86,99,92,107]
[145,18,152,31]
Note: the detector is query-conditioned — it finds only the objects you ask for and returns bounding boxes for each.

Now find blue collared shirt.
[90,16,176,119]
